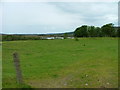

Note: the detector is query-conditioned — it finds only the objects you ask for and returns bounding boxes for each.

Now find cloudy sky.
[1,1,118,34]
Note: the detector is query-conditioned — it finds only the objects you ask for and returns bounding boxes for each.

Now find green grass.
[2,37,118,88]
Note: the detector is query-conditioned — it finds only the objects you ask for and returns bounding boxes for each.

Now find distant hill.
[1,32,74,37]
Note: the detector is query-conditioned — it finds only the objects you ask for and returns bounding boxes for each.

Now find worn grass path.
[2,38,118,88]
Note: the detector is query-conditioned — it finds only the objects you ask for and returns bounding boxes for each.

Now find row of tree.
[74,23,119,37]
[2,35,42,41]
[2,23,119,41]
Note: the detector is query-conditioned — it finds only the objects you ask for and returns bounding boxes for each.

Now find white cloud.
[2,2,118,34]
[103,14,118,23]
[3,3,84,26]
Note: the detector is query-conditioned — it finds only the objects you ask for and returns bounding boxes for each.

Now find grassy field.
[2,38,118,88]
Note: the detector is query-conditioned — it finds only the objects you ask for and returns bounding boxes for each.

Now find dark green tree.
[95,27,102,37]
[63,33,67,39]
[88,26,96,37]
[74,25,88,37]
[101,23,115,37]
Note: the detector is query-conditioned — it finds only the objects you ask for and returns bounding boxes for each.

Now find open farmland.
[2,38,118,88]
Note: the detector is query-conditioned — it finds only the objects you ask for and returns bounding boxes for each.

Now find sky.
[1,0,119,34]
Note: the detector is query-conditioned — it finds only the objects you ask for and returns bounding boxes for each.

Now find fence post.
[13,52,23,84]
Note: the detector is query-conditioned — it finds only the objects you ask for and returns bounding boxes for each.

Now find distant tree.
[74,25,88,37]
[101,23,115,37]
[118,27,120,37]
[74,23,119,37]
[74,27,81,37]
[113,27,119,37]
[2,35,41,41]
[64,33,67,39]
[95,27,102,37]
[5,35,13,41]
[88,26,96,37]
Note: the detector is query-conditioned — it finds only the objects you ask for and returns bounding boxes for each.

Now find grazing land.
[2,38,118,88]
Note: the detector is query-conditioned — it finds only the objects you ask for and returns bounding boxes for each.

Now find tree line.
[74,23,119,37]
[2,35,41,41]
[2,23,119,41]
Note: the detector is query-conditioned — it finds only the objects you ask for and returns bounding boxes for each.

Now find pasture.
[2,38,118,88]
